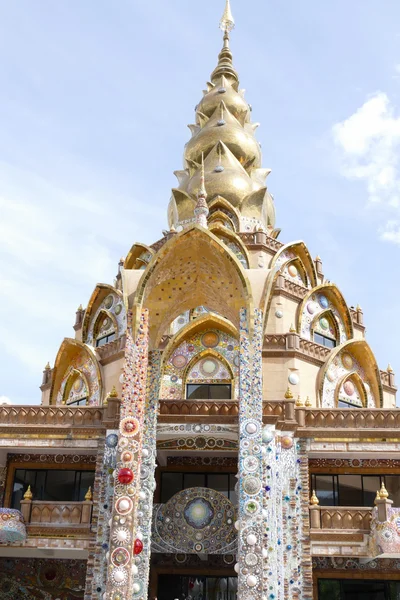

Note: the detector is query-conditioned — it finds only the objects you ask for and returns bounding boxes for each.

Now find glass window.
[186,384,231,399]
[208,474,229,498]
[160,472,183,504]
[312,474,337,506]
[314,332,336,348]
[11,469,95,509]
[67,397,88,407]
[184,473,206,489]
[362,476,381,507]
[338,475,363,505]
[96,332,116,347]
[384,476,400,507]
[318,578,400,600]
[160,471,237,503]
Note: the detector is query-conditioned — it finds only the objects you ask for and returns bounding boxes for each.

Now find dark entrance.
[318,579,400,600]
[158,575,237,600]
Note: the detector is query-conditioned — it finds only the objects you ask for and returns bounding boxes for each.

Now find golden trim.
[124,242,155,270]
[81,284,124,343]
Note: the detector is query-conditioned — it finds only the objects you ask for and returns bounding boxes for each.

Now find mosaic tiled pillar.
[237,308,264,600]
[261,433,313,600]
[84,430,118,599]
[132,350,162,600]
[105,309,149,600]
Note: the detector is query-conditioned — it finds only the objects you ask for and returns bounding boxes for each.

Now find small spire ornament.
[379,482,389,499]
[295,395,304,407]
[305,396,312,407]
[310,490,319,505]
[24,485,33,500]
[284,387,293,400]
[85,486,93,501]
[374,490,380,505]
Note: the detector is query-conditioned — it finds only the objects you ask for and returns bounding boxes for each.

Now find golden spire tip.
[310,490,319,505]
[220,0,235,33]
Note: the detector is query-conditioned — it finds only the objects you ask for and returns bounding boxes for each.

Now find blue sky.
[1,0,400,404]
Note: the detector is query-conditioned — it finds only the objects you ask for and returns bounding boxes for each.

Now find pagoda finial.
[24,485,33,500]
[211,1,238,84]
[220,0,235,34]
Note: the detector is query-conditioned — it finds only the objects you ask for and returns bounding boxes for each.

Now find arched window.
[185,354,233,400]
[93,312,116,347]
[63,371,89,407]
[312,312,339,349]
[336,374,367,408]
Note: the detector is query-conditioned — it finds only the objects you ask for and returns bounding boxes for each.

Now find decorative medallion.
[115,496,133,516]
[318,294,329,309]
[342,353,354,370]
[172,354,188,369]
[111,547,130,567]
[288,373,299,385]
[243,476,262,495]
[119,417,140,437]
[201,331,220,348]
[275,310,283,318]
[343,380,355,396]
[115,304,122,315]
[184,498,214,529]
[105,295,114,309]
[288,264,298,277]
[200,358,219,376]
[106,433,119,448]
[319,317,329,330]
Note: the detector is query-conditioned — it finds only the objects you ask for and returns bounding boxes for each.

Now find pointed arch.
[162,313,238,365]
[50,338,103,406]
[310,309,340,347]
[208,196,240,230]
[208,223,250,268]
[335,372,368,408]
[270,241,317,288]
[132,225,253,348]
[124,243,155,270]
[317,340,383,408]
[62,369,90,406]
[184,349,235,398]
[82,284,126,345]
[297,283,353,342]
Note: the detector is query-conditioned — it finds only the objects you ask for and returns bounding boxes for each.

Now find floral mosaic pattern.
[275,250,307,287]
[152,487,237,554]
[370,507,400,556]
[86,292,126,346]
[161,329,239,399]
[300,292,347,344]
[105,310,149,600]
[321,349,375,408]
[237,308,264,600]
[134,350,162,600]
[0,558,86,600]
[0,508,26,544]
[262,432,311,600]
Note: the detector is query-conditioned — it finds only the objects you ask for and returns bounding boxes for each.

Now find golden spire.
[387,363,393,373]
[211,1,238,84]
[374,490,380,505]
[305,396,312,407]
[310,490,319,506]
[295,395,304,407]
[85,486,93,501]
[220,0,235,33]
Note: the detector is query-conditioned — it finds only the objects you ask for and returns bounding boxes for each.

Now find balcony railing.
[20,489,93,534]
[310,506,372,531]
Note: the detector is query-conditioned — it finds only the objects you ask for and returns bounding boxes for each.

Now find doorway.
[318,579,400,600]
[157,575,237,600]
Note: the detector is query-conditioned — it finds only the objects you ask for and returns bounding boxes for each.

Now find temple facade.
[1,2,400,600]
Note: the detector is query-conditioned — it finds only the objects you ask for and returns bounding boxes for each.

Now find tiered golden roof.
[168,0,275,232]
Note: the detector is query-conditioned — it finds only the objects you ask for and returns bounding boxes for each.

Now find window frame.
[186,383,232,400]
[310,473,396,507]
[4,461,96,508]
[159,469,237,504]
[313,331,337,349]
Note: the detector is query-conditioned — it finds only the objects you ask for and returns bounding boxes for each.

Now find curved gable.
[82,284,126,345]
[297,283,353,342]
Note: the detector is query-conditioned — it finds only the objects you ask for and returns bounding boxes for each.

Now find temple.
[1,2,400,599]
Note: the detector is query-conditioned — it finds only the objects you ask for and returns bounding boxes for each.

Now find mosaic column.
[237,307,264,600]
[85,430,119,599]
[261,433,313,600]
[132,350,162,600]
[105,309,149,600]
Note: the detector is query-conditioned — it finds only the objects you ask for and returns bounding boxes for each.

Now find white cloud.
[0,396,12,405]
[332,92,400,243]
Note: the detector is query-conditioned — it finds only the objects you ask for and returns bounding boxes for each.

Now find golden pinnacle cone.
[289,323,296,333]
[85,486,93,501]
[44,362,51,370]
[305,396,312,407]
[108,386,118,398]
[310,490,319,505]
[374,490,380,505]
[387,364,393,373]
[24,485,33,500]
[284,387,293,400]
[379,482,389,499]
[295,395,304,407]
